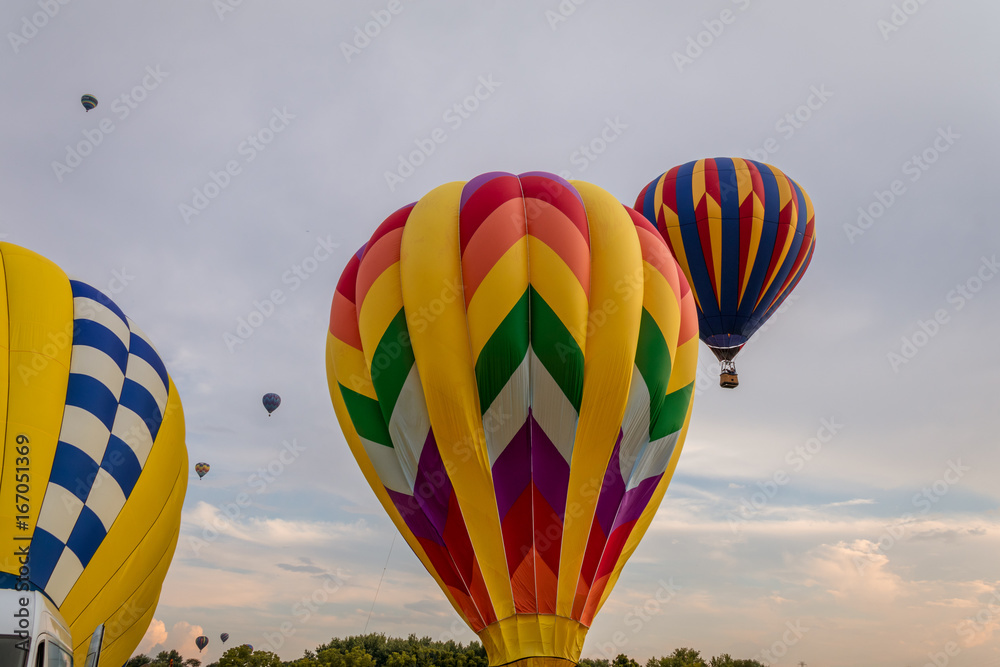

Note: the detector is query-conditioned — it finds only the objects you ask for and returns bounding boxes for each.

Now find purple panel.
[386,488,445,546]
[530,414,570,519]
[609,474,663,534]
[412,431,454,536]
[517,171,584,206]
[354,242,368,260]
[491,417,532,518]
[460,171,517,209]
[592,431,626,536]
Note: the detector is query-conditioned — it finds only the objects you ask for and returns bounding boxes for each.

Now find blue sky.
[2,1,999,665]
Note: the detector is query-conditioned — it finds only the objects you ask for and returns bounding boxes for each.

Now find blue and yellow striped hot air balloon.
[80,95,97,111]
[326,172,699,667]
[0,242,187,667]
[636,158,816,387]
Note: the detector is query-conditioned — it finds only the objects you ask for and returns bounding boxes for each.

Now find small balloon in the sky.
[220,632,230,643]
[195,462,210,479]
[262,392,281,415]
[81,94,98,111]
[195,636,209,652]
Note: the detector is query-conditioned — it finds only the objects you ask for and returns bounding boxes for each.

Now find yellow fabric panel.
[733,161,760,305]
[329,336,377,401]
[86,577,160,667]
[467,240,528,363]
[525,237,588,352]
[60,379,186,632]
[399,181,514,620]
[0,249,8,551]
[755,174,797,307]
[478,614,588,666]
[73,515,180,666]
[662,225,702,314]
[665,338,699,395]
[639,260,681,364]
[0,243,72,577]
[326,334,468,622]
[556,182,642,618]
[357,264,404,367]
[592,396,695,617]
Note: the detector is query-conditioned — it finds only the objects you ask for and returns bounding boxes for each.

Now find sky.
[2,1,999,665]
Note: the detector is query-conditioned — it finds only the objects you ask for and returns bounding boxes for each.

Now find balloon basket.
[720,372,739,388]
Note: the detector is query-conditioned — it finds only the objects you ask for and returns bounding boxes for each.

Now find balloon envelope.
[326,172,699,667]
[0,242,187,667]
[262,392,281,414]
[81,94,97,111]
[636,158,815,364]
[221,632,230,643]
[195,462,210,479]
[196,636,209,652]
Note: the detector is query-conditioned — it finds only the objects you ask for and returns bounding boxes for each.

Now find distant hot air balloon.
[221,632,230,643]
[195,462,210,479]
[196,636,209,652]
[326,171,699,667]
[0,242,188,667]
[636,158,816,388]
[243,644,253,651]
[81,94,97,111]
[262,392,281,415]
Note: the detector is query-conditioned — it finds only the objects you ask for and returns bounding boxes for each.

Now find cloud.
[822,498,876,507]
[136,618,168,655]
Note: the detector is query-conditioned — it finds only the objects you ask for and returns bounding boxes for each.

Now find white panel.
[36,484,85,543]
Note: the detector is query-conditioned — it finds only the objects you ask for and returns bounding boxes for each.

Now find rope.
[363,534,395,633]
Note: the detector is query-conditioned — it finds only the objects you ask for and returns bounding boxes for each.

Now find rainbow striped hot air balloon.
[0,242,187,667]
[636,158,816,387]
[195,462,210,479]
[326,172,699,667]
[80,94,97,111]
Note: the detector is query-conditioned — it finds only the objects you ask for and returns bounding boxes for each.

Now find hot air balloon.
[0,242,188,667]
[243,644,253,651]
[195,462,210,479]
[81,94,98,111]
[196,636,209,652]
[262,392,281,415]
[326,172,699,667]
[221,632,230,643]
[635,158,816,388]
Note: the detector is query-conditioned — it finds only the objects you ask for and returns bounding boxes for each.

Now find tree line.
[125,633,766,667]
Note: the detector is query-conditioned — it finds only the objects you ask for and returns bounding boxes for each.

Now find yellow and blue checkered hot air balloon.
[326,172,699,667]
[636,158,816,387]
[0,242,187,667]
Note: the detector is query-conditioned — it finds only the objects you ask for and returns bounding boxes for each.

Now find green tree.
[648,648,707,667]
[125,656,152,667]
[218,644,282,667]
[612,654,639,667]
[579,659,611,667]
